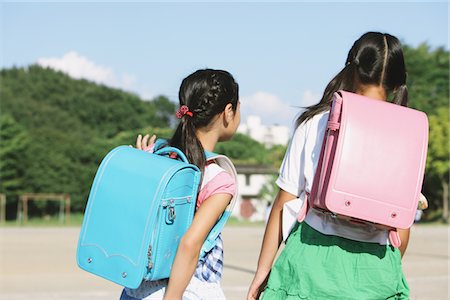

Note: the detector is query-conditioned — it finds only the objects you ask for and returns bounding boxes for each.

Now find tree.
[215,133,269,164]
[404,44,449,113]
[403,43,449,221]
[426,107,449,222]
[0,65,178,213]
[0,114,29,196]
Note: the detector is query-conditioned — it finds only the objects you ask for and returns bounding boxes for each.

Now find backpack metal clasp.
[168,206,176,222]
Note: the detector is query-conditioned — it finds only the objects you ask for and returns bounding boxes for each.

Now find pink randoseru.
[310,90,428,230]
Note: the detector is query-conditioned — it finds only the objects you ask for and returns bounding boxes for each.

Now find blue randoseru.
[77,144,238,289]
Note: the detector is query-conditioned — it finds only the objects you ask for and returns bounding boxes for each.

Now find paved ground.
[0,224,448,299]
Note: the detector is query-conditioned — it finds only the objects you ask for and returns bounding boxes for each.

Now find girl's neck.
[357,85,387,101]
[195,128,219,152]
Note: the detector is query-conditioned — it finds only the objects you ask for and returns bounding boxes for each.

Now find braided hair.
[169,69,239,173]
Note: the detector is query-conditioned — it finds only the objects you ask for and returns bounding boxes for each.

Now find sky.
[1,1,448,130]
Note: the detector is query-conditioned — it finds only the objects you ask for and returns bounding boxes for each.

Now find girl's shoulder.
[197,162,236,207]
[291,110,330,144]
[301,110,329,130]
[201,163,235,190]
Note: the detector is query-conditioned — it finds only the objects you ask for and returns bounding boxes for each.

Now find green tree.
[404,44,449,113]
[0,65,177,213]
[0,114,29,196]
[426,107,449,222]
[215,133,269,164]
[403,43,449,221]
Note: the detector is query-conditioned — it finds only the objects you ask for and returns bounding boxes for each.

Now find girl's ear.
[224,103,234,123]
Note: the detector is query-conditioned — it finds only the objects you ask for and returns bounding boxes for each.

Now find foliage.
[0,65,176,214]
[0,65,278,216]
[424,107,449,217]
[403,44,449,218]
[259,174,279,204]
[216,133,273,165]
[0,114,29,196]
[427,107,449,177]
[403,44,449,113]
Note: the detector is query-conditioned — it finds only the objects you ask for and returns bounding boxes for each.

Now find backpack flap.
[77,146,200,287]
[322,91,428,229]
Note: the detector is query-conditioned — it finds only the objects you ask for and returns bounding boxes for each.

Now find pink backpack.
[297,91,429,247]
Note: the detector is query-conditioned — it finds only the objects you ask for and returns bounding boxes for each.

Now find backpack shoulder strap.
[200,151,238,256]
[153,140,237,256]
[153,138,168,151]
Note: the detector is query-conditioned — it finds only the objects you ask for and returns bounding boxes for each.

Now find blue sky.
[1,1,448,129]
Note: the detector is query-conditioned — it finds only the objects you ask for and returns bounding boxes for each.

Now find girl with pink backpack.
[248,32,417,299]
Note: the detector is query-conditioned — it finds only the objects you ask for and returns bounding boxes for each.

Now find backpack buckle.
[167,206,176,223]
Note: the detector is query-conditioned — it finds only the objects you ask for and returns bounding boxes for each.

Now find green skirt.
[262,222,409,300]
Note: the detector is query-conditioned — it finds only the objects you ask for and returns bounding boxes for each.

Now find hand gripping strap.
[200,152,238,257]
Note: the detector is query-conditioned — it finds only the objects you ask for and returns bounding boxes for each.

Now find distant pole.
[443,180,449,223]
[0,194,5,224]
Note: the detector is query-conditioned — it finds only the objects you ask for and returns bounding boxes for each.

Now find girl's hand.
[418,193,428,210]
[247,269,270,300]
[136,134,156,153]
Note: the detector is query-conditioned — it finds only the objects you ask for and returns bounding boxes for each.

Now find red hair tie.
[176,105,193,119]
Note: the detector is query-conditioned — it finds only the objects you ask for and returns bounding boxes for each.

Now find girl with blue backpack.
[120,69,240,300]
[247,32,412,299]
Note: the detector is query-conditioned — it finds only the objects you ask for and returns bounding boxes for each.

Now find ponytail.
[392,84,408,107]
[170,117,206,173]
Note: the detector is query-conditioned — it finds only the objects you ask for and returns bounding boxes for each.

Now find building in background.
[232,116,290,221]
[237,115,290,147]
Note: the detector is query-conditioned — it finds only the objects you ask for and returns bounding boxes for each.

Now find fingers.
[149,135,156,146]
[142,134,149,149]
[136,134,142,150]
[418,193,428,210]
[144,135,156,153]
[247,282,260,300]
[136,134,157,152]
[247,289,257,300]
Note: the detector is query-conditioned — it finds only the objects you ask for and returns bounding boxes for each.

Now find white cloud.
[37,51,140,95]
[239,90,322,128]
[240,92,297,127]
[37,51,113,84]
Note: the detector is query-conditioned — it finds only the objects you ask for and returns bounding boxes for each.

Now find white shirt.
[277,111,389,244]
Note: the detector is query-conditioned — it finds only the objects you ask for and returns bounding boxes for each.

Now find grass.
[1,214,265,227]
[2,213,447,227]
[1,213,85,227]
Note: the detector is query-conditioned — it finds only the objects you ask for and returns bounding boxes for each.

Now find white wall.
[237,115,290,147]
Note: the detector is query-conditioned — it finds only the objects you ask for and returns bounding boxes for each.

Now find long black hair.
[297,32,408,126]
[169,69,239,173]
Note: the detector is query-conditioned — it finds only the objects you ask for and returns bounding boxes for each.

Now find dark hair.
[297,32,408,126]
[169,69,239,173]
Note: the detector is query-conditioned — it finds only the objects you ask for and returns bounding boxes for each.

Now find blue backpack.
[76,143,237,288]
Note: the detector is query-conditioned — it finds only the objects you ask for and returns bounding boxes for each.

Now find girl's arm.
[163,193,232,300]
[247,189,297,300]
[398,228,410,257]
